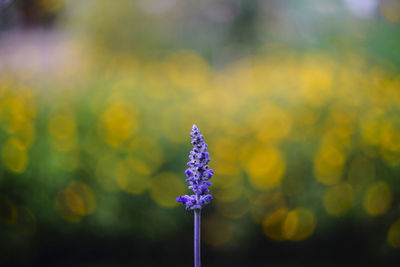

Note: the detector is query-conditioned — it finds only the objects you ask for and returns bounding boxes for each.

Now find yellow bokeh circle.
[314,144,345,185]
[48,113,76,140]
[262,208,288,241]
[55,180,96,222]
[364,181,392,216]
[98,102,139,147]
[348,157,375,192]
[323,183,354,216]
[388,219,400,248]
[115,157,149,194]
[282,208,316,241]
[2,137,28,174]
[246,147,285,189]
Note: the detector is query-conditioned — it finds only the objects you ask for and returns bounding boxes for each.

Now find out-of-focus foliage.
[2,48,400,246]
[1,0,400,265]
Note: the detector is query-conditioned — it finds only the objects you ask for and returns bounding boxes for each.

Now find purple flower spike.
[176,124,214,210]
[176,124,214,267]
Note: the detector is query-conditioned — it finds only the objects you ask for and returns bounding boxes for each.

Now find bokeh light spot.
[348,157,375,192]
[282,210,298,240]
[55,180,96,222]
[2,137,28,174]
[55,190,82,223]
[48,113,76,141]
[14,121,35,149]
[360,109,384,146]
[98,102,139,147]
[380,119,400,165]
[388,219,400,248]
[323,183,354,216]
[128,136,164,172]
[314,144,345,185]
[300,64,333,107]
[262,208,288,241]
[381,119,400,152]
[364,181,392,216]
[47,106,77,152]
[65,181,96,216]
[115,157,149,194]
[283,208,316,241]
[246,147,285,189]
[212,137,241,175]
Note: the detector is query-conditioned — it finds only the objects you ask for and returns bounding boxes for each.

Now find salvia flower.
[176,124,214,210]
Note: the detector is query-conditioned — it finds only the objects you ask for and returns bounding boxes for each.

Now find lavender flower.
[176,124,214,267]
[176,124,213,210]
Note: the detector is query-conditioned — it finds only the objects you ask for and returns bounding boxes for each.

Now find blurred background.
[1,0,400,266]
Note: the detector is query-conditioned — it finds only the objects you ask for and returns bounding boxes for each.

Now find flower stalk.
[194,209,201,267]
